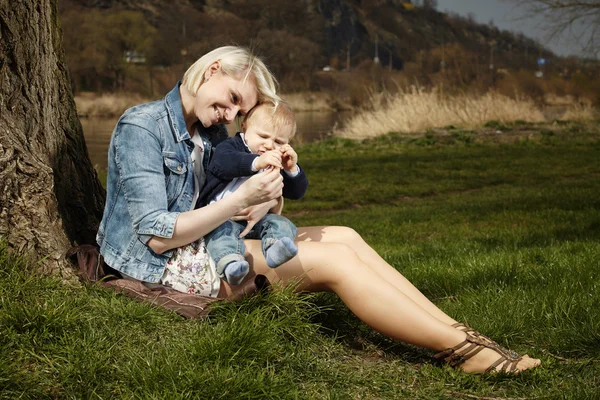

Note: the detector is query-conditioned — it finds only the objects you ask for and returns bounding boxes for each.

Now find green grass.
[2,121,600,399]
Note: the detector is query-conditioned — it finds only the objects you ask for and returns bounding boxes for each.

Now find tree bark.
[0,0,106,281]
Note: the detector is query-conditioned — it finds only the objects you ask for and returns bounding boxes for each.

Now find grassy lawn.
[2,121,600,399]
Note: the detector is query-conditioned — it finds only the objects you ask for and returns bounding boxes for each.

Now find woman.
[97,46,540,374]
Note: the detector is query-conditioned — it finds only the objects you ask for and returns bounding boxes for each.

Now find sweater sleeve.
[208,136,258,180]
[282,165,308,200]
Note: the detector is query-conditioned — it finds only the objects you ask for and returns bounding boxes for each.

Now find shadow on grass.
[308,293,433,366]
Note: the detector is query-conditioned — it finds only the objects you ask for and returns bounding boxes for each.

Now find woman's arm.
[148,167,284,254]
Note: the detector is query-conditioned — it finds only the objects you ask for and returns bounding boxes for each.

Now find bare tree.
[0,0,106,281]
[506,0,600,56]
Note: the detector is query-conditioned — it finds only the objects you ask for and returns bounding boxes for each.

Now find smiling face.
[242,108,294,155]
[194,63,259,128]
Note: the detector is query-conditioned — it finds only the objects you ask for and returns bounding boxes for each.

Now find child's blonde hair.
[182,46,281,107]
[244,102,297,138]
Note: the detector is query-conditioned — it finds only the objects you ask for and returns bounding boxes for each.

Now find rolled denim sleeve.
[113,115,180,242]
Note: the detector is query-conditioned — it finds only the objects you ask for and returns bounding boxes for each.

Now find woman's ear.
[204,61,221,81]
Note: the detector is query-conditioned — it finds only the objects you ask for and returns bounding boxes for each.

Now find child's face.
[243,118,292,155]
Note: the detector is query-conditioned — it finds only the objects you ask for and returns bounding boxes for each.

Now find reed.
[560,102,598,121]
[336,87,545,139]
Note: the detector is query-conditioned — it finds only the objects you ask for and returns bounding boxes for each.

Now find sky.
[438,0,575,56]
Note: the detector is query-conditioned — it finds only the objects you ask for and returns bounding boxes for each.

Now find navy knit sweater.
[196,133,308,208]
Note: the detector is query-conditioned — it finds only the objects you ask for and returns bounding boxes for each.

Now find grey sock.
[224,260,249,285]
[265,237,298,268]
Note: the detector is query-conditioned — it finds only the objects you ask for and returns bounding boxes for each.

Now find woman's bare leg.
[246,240,462,348]
[297,226,457,325]
[243,239,540,373]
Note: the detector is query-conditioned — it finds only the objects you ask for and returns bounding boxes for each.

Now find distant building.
[124,51,146,64]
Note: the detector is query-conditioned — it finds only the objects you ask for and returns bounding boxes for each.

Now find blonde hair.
[182,46,280,107]
[244,102,297,138]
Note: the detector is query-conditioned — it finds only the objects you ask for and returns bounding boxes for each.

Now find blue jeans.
[205,214,298,278]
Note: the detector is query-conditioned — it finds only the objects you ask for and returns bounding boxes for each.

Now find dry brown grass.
[336,87,545,139]
[544,93,577,106]
[75,92,151,118]
[560,102,598,121]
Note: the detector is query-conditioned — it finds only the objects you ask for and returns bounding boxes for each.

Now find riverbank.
[74,91,344,118]
[76,89,597,143]
[4,121,600,398]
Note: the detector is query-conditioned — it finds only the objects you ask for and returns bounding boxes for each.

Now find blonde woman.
[97,46,540,374]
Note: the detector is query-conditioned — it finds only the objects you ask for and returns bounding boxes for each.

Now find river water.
[82,110,352,171]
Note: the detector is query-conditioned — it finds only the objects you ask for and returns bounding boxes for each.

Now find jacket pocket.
[163,153,187,206]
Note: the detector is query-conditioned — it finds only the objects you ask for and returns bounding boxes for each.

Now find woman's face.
[194,62,258,128]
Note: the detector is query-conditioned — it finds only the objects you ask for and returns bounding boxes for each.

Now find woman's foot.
[449,323,540,372]
[435,333,541,373]
[460,345,541,373]
[451,323,519,358]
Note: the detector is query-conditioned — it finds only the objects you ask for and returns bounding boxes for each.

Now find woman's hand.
[236,167,283,208]
[232,199,278,237]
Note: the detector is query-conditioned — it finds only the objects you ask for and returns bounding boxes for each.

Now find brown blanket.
[66,244,269,319]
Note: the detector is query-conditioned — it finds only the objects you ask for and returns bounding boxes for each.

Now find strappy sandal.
[434,333,523,373]
[451,323,520,359]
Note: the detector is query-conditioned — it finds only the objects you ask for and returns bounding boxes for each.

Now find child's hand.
[280,144,298,173]
[255,150,282,170]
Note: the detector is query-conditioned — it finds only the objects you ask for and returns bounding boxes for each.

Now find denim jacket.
[97,82,227,282]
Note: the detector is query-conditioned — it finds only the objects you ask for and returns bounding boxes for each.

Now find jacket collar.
[165,81,225,144]
[165,81,190,143]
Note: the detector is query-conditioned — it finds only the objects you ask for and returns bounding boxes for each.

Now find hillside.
[58,0,555,94]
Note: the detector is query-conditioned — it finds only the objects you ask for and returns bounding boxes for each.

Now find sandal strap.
[433,338,470,360]
[446,343,486,367]
[452,322,473,332]
[434,334,487,363]
[484,356,521,374]
[435,333,523,373]
[452,323,521,361]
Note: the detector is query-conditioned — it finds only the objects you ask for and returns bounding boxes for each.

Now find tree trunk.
[0,0,106,282]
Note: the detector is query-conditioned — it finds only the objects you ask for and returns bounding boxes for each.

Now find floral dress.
[160,238,221,298]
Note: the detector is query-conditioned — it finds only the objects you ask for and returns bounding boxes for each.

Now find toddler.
[198,102,308,284]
